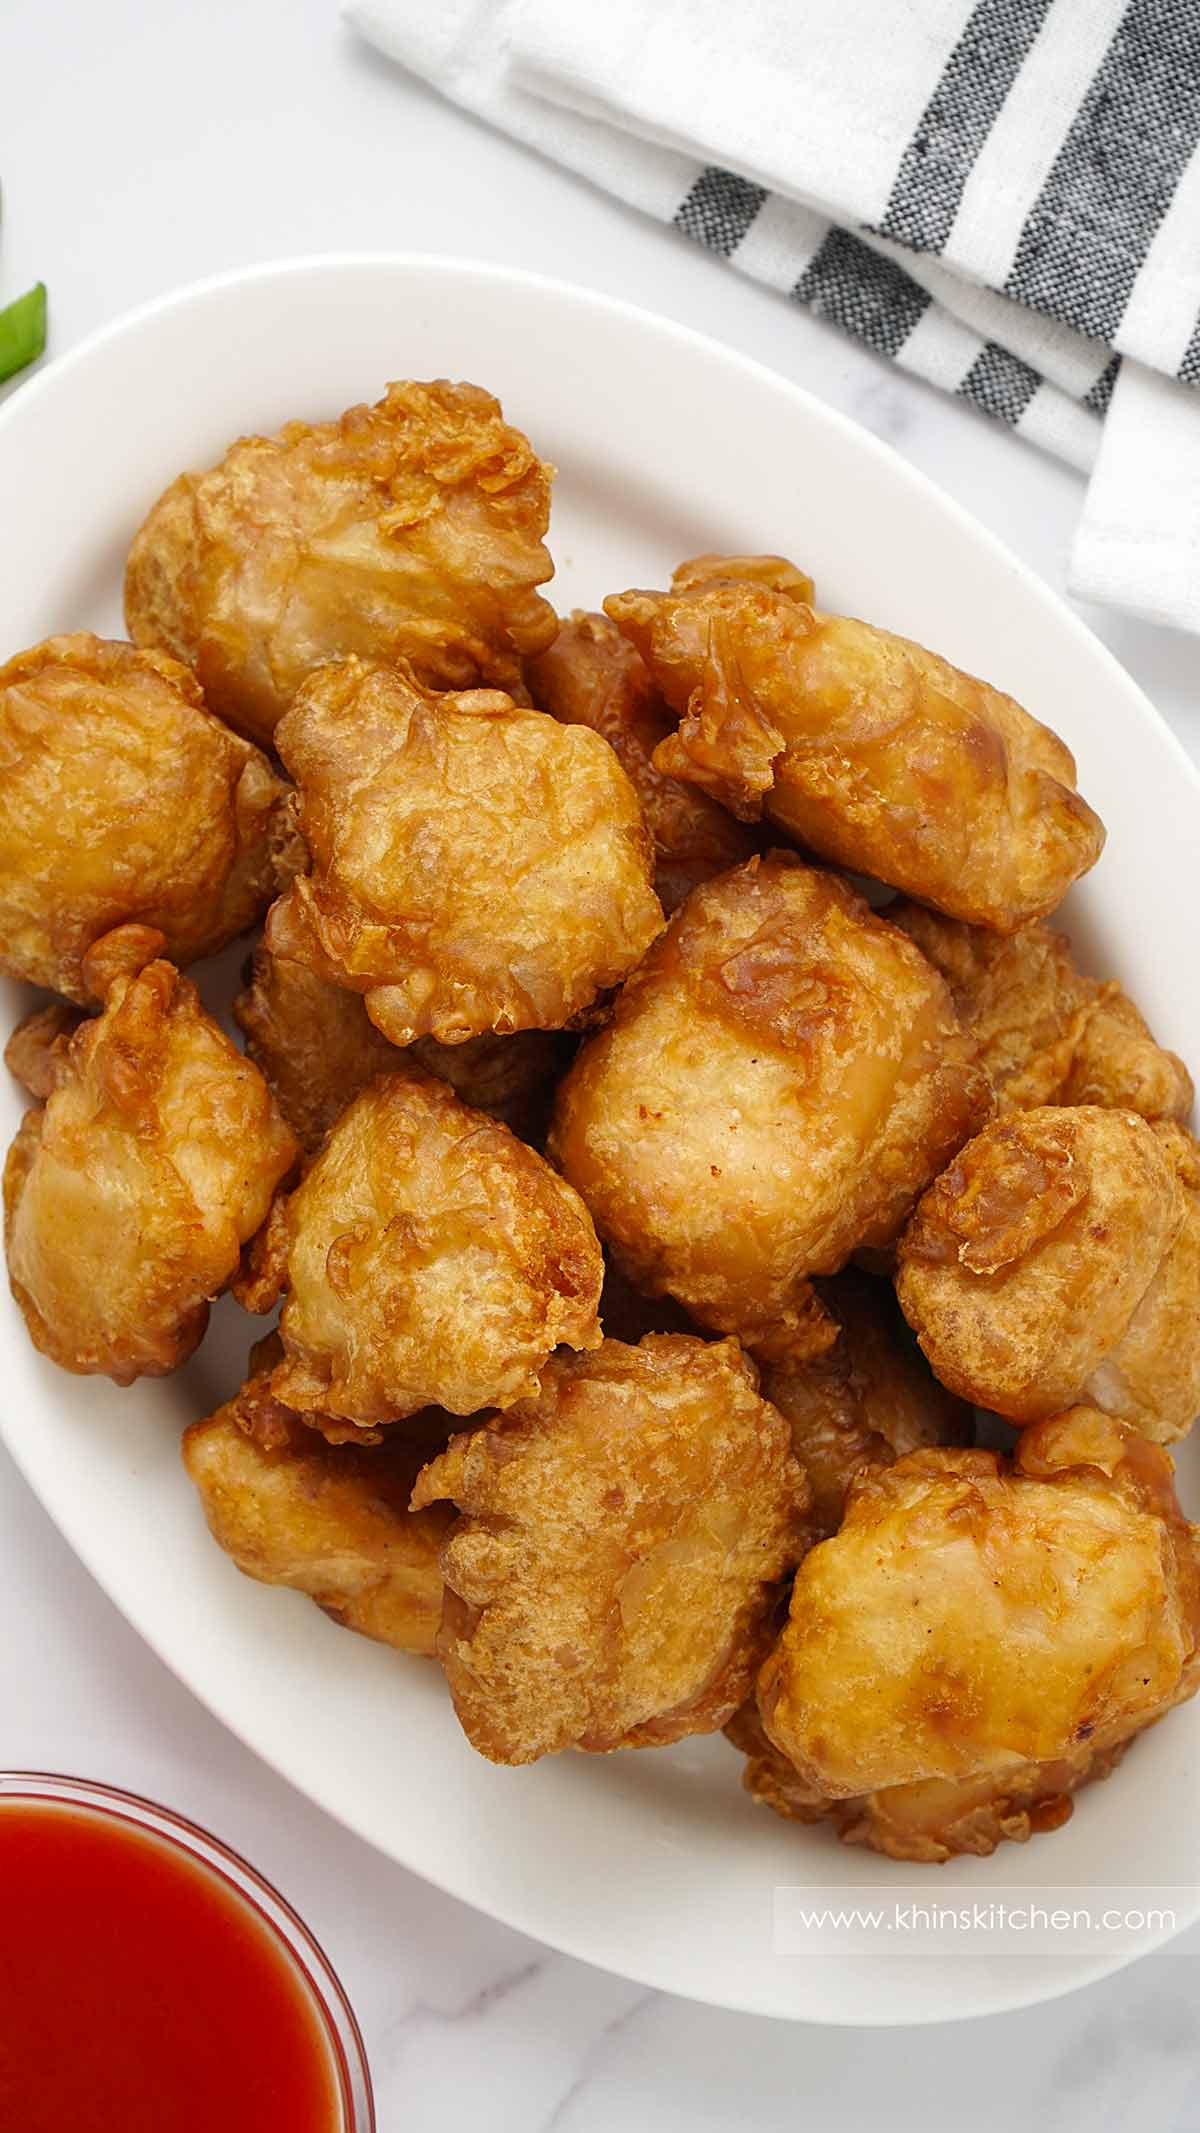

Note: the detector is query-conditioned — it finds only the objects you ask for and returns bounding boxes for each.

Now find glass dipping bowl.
[0,1771,374,2132]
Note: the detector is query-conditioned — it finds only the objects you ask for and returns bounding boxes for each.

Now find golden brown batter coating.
[235,946,568,1153]
[234,949,394,1153]
[549,855,988,1361]
[265,657,663,1046]
[761,1270,971,1534]
[890,901,1193,1122]
[526,607,759,914]
[525,560,809,915]
[267,1068,604,1428]
[0,633,292,1003]
[183,1336,454,1653]
[1088,1120,1200,1444]
[606,579,1104,931]
[3,961,298,1382]
[896,1106,1200,1439]
[4,1003,84,1099]
[669,553,815,601]
[725,1698,1131,1863]
[757,1411,1200,1827]
[125,378,557,746]
[411,1335,812,1764]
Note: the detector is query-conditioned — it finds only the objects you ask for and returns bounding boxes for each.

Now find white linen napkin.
[348,0,1200,635]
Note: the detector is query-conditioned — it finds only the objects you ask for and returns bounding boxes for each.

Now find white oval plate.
[0,257,1197,2027]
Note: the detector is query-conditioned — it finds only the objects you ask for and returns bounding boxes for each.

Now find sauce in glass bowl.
[0,1775,372,2133]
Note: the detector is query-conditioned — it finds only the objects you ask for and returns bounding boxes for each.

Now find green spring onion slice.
[0,282,47,385]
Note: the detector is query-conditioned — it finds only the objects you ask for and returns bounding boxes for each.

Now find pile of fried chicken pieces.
[3,377,1200,1870]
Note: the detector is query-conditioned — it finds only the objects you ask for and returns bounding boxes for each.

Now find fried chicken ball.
[726,1697,1131,1863]
[549,855,988,1361]
[890,901,1193,1122]
[0,633,294,1003]
[1089,1120,1200,1442]
[761,1270,971,1534]
[526,607,759,916]
[606,579,1104,931]
[234,946,568,1153]
[4,961,298,1381]
[265,658,663,1046]
[125,378,557,747]
[756,1411,1200,1844]
[525,559,811,914]
[261,1068,603,1428]
[896,1106,1200,1440]
[411,1334,812,1764]
[183,1335,454,1653]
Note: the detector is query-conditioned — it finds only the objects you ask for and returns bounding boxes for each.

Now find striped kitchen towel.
[348,0,1200,634]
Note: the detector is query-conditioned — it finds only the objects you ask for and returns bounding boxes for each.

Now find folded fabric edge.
[1070,361,1200,633]
[1068,534,1200,635]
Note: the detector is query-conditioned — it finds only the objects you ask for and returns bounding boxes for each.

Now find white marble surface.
[3,2,1200,2124]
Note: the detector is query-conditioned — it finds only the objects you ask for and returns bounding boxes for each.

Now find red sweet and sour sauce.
[0,1800,345,2133]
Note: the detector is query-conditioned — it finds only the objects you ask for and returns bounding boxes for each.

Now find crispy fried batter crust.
[669,553,815,602]
[235,946,569,1153]
[550,855,988,1360]
[183,1335,455,1652]
[890,902,1193,1121]
[125,378,558,745]
[606,580,1104,931]
[526,604,761,914]
[0,633,290,1002]
[412,1334,812,1763]
[756,1411,1200,1835]
[1090,1120,1200,1443]
[271,1068,604,1427]
[725,1697,1132,1863]
[3,962,298,1381]
[896,1105,1200,1438]
[762,1270,971,1534]
[4,1003,84,1099]
[265,657,663,1045]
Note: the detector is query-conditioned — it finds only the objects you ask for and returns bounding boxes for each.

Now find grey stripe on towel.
[958,341,1042,424]
[675,167,768,256]
[791,228,931,358]
[879,0,1056,254]
[1004,0,1200,344]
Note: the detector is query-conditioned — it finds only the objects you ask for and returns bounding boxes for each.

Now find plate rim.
[5,248,1199,806]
